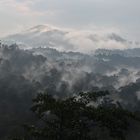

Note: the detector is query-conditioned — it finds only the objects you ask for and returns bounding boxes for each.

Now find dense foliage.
[1,44,140,139]
[12,91,140,140]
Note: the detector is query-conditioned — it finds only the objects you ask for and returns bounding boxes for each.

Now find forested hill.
[0,43,140,139]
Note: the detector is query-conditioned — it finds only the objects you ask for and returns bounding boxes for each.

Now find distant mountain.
[2,25,70,51]
[95,48,140,57]
[2,24,138,53]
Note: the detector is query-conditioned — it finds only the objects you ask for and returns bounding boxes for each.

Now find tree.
[14,91,139,140]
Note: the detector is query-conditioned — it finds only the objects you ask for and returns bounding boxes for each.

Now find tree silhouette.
[13,91,139,140]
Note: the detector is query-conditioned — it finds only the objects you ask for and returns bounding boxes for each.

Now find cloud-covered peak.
[25,25,58,33]
[2,25,139,53]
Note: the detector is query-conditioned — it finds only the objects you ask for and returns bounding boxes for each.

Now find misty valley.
[0,40,140,139]
[0,0,140,139]
[0,0,140,140]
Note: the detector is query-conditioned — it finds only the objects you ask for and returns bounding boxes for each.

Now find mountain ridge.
[1,25,140,53]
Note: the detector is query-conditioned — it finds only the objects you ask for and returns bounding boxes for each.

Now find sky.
[0,0,140,41]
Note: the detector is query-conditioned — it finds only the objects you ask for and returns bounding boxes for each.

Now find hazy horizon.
[0,0,140,42]
[1,1,140,139]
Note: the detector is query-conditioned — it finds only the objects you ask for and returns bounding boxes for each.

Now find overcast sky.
[0,0,140,40]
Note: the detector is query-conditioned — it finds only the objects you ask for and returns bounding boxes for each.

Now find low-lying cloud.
[3,25,137,53]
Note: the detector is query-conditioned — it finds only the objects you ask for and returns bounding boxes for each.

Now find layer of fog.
[1,43,140,139]
[2,25,140,53]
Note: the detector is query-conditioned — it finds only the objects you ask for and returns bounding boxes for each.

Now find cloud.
[0,0,140,41]
[4,24,132,53]
[0,0,56,37]
[0,0,43,16]
[64,28,129,53]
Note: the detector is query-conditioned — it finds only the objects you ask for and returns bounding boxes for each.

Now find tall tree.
[13,91,139,140]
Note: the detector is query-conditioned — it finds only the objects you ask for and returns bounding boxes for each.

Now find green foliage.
[16,91,139,140]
